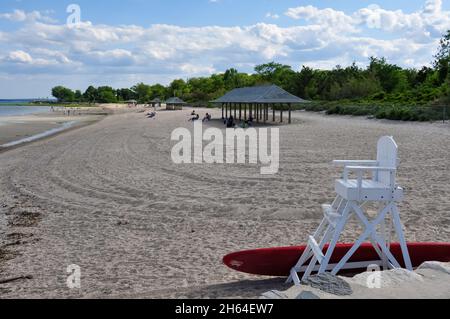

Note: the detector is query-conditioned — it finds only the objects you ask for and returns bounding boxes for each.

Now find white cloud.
[266,12,280,20]
[286,0,450,39]
[0,9,56,23]
[285,5,358,33]
[6,50,33,63]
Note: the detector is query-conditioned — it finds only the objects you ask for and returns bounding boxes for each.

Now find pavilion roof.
[212,85,308,104]
[166,97,187,104]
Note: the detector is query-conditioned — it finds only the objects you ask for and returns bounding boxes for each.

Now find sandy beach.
[0,108,449,299]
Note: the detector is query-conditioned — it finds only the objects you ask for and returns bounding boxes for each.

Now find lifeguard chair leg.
[331,203,402,275]
[317,203,352,274]
[391,205,413,270]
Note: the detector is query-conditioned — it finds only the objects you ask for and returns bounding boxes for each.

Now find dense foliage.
[52,31,450,121]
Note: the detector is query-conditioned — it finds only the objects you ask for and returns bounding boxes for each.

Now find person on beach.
[189,114,200,122]
[202,113,211,122]
[226,115,235,128]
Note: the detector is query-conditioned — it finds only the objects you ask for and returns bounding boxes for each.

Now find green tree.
[434,30,450,66]
[150,84,167,100]
[52,86,75,102]
[83,86,98,103]
[369,57,408,93]
[97,86,117,103]
[168,79,188,98]
[132,83,152,103]
[74,90,83,102]
[255,62,291,81]
[117,88,135,102]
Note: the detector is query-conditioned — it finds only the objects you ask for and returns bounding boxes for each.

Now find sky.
[0,0,449,98]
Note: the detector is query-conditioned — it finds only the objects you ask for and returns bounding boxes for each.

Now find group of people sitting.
[186,110,256,128]
[223,115,254,128]
[189,111,212,122]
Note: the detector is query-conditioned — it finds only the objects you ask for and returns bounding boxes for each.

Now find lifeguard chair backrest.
[376,136,398,186]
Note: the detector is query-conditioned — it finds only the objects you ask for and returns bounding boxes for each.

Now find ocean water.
[0,105,51,117]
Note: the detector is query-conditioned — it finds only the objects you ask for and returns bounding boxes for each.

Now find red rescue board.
[223,242,450,276]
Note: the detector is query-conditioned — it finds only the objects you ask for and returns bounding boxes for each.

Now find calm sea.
[0,100,51,117]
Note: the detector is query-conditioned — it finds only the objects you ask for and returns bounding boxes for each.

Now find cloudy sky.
[0,0,449,98]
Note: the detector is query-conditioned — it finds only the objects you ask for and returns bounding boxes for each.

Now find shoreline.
[0,103,146,153]
[1,120,78,148]
[0,112,106,153]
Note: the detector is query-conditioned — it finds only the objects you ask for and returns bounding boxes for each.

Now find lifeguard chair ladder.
[287,136,413,285]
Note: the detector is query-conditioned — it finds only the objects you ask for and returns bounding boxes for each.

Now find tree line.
[52,31,450,121]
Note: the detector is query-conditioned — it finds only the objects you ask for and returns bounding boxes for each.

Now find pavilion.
[165,97,187,111]
[211,85,308,124]
[149,98,162,108]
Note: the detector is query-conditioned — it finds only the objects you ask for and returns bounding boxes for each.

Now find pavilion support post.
[234,103,237,119]
[239,103,242,120]
[222,103,224,119]
[245,104,247,120]
[288,103,292,124]
[273,104,276,122]
[256,104,259,123]
[264,104,267,123]
[249,104,252,119]
[280,104,283,123]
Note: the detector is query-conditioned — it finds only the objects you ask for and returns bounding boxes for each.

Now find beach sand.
[0,108,449,298]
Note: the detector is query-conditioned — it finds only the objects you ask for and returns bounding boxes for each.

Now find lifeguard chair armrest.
[343,166,397,189]
[332,160,378,167]
[344,166,397,173]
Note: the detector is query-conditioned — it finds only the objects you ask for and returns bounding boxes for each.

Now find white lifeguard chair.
[288,136,413,285]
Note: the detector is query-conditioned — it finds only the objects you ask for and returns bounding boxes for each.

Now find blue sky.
[0,0,449,98]
[2,0,448,28]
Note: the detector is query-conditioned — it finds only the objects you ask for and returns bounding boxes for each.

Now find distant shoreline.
[0,102,99,108]
[0,103,151,152]
[0,111,106,152]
